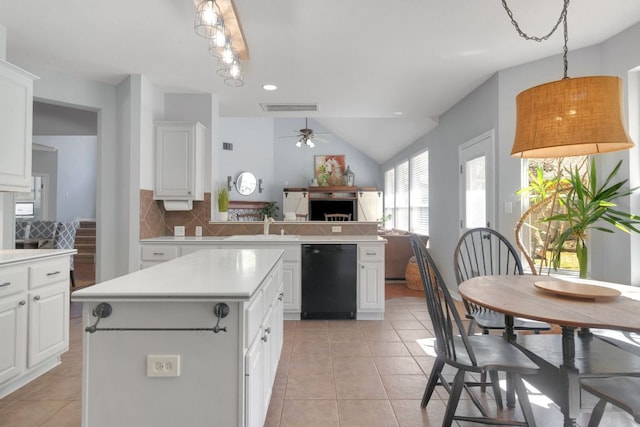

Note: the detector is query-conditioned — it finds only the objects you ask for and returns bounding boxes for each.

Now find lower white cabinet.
[0,293,27,384]
[358,244,385,317]
[0,253,72,399]
[140,239,384,320]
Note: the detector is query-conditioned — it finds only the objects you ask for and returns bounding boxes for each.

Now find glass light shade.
[194,0,224,39]
[208,28,230,58]
[511,76,634,158]
[217,59,244,87]
[306,139,315,148]
[220,43,236,65]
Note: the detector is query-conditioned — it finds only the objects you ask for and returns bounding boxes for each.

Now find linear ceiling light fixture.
[194,0,247,87]
[503,0,634,158]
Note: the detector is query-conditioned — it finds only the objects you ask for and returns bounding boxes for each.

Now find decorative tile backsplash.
[139,189,378,238]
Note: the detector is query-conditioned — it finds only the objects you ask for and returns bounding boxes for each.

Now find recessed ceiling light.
[393,111,403,116]
[263,84,277,91]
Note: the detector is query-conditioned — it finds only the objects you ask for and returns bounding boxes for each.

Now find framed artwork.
[314,155,346,186]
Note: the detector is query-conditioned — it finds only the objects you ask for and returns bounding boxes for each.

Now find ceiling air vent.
[260,103,319,113]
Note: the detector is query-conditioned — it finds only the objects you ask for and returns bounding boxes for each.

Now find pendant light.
[503,0,634,158]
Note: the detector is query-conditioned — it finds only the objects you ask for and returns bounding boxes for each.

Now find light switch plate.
[174,226,185,237]
[195,226,202,237]
[331,226,342,233]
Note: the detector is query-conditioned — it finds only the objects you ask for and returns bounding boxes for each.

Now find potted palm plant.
[543,158,640,278]
[519,158,640,278]
[217,187,229,221]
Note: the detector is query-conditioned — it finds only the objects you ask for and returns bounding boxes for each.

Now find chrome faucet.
[263,216,275,235]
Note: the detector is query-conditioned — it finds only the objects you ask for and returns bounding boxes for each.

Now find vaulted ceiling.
[2,1,640,163]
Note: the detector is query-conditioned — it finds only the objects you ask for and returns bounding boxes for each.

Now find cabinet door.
[357,191,383,222]
[282,260,300,314]
[358,262,384,311]
[282,191,309,216]
[245,334,263,427]
[0,61,35,192]
[28,282,69,367]
[0,294,27,384]
[154,122,204,200]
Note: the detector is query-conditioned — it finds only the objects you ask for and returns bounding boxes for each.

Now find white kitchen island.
[71,248,284,427]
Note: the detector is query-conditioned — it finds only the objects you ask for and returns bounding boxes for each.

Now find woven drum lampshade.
[511,76,634,158]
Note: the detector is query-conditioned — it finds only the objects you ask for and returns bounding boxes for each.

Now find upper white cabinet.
[357,190,383,222]
[0,60,37,192]
[154,121,205,202]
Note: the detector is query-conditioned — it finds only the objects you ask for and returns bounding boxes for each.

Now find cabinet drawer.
[359,245,383,262]
[0,267,28,297]
[141,246,179,261]
[29,259,70,290]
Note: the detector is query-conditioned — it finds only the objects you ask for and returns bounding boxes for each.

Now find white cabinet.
[74,250,283,427]
[0,60,37,192]
[0,294,27,384]
[0,253,72,399]
[154,121,205,202]
[140,245,180,269]
[357,244,385,319]
[357,190,383,222]
[245,271,283,427]
[282,190,309,219]
[27,281,69,367]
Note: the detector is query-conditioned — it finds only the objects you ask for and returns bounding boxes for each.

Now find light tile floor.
[0,286,636,426]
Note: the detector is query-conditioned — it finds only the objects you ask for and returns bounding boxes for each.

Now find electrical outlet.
[147,355,180,377]
[174,226,185,237]
[195,226,202,237]
[331,226,342,233]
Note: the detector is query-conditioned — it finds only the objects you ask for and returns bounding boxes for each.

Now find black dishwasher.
[301,244,357,319]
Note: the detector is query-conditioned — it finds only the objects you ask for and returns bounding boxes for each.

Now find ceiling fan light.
[511,76,635,158]
[307,139,315,148]
[296,140,302,148]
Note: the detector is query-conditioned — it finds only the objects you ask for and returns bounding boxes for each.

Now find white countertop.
[0,249,77,266]
[141,235,386,244]
[72,248,284,301]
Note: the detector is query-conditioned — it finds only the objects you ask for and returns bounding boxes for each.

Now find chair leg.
[512,373,536,427]
[587,399,607,427]
[443,370,465,427]
[70,270,75,287]
[506,371,516,408]
[421,358,445,408]
[488,370,503,410]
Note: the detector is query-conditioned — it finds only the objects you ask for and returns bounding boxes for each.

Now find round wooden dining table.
[459,274,640,427]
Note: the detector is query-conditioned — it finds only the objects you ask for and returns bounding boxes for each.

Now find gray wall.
[33,102,98,135]
[31,149,58,220]
[33,136,97,222]
[382,73,500,289]
[384,21,640,288]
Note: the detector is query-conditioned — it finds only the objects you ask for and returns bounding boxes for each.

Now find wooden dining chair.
[580,377,640,426]
[410,235,539,426]
[454,227,551,336]
[324,213,351,221]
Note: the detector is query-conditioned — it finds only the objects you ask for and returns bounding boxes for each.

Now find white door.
[458,130,495,233]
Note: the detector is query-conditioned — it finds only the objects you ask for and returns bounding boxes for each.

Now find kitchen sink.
[226,234,300,241]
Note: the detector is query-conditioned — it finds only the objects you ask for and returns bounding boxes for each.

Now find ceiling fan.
[282,118,328,148]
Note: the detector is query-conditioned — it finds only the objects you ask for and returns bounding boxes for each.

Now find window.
[384,150,429,234]
[520,156,587,274]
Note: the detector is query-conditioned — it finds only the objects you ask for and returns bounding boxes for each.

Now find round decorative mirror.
[236,172,257,195]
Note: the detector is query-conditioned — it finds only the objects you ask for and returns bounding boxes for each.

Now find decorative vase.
[219,211,228,221]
